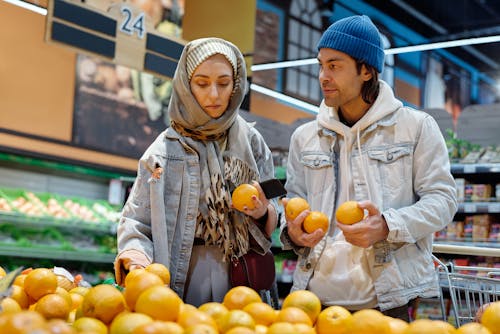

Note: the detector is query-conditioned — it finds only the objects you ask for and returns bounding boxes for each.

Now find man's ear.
[361,64,373,82]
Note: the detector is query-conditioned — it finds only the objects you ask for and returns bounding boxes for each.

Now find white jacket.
[281,81,457,310]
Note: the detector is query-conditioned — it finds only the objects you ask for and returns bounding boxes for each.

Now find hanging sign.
[45,0,185,79]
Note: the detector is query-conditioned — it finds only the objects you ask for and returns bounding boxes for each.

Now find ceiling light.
[250,83,319,114]
[4,0,47,15]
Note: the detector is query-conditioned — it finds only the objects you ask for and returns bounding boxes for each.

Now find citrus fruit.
[0,298,21,314]
[24,268,58,301]
[255,324,267,334]
[184,323,219,334]
[145,263,171,285]
[123,270,163,311]
[72,317,108,334]
[335,201,364,225]
[9,285,29,309]
[281,290,321,324]
[458,322,492,334]
[132,320,184,334]
[385,316,408,334]
[232,184,259,211]
[226,326,256,334]
[295,323,315,334]
[303,211,329,233]
[1,310,47,333]
[433,320,457,333]
[481,301,500,334]
[34,293,71,320]
[242,302,277,326]
[275,306,312,326]
[135,285,182,321]
[405,319,446,334]
[109,311,153,334]
[315,305,352,334]
[69,286,89,297]
[199,302,229,322]
[347,309,390,334]
[46,319,76,334]
[285,197,310,220]
[177,307,218,329]
[124,268,147,287]
[69,291,84,310]
[223,286,262,310]
[81,284,126,325]
[267,322,296,334]
[218,309,256,333]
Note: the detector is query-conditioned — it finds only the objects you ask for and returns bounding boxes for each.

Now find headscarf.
[167,37,258,259]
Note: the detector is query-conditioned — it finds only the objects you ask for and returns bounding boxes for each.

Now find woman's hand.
[233,181,270,220]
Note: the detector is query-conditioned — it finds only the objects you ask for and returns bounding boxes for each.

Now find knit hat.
[186,38,238,80]
[317,15,385,73]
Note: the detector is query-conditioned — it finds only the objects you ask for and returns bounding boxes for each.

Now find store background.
[0,0,499,319]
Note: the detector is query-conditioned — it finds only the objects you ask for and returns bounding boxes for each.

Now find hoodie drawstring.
[356,128,372,202]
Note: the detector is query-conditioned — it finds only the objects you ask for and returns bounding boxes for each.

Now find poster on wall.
[72,0,184,159]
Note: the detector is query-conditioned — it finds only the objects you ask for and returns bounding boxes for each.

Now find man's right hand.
[283,198,325,247]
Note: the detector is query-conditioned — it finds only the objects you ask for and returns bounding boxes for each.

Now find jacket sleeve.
[383,114,458,243]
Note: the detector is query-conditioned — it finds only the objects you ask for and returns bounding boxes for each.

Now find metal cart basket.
[433,254,500,327]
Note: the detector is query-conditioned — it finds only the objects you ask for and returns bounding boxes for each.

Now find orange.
[481,301,500,334]
[315,305,352,334]
[70,286,90,297]
[124,268,147,287]
[284,197,310,220]
[69,291,85,310]
[433,320,457,333]
[124,271,164,311]
[8,285,29,309]
[81,284,126,325]
[109,311,153,334]
[13,274,26,287]
[457,322,492,334]
[385,316,408,334]
[184,323,219,334]
[348,309,390,334]
[255,324,267,334]
[242,302,277,326]
[218,309,256,333]
[177,308,217,329]
[1,310,47,333]
[294,323,315,334]
[0,298,21,314]
[405,319,447,334]
[46,319,76,334]
[276,306,312,326]
[223,286,262,310]
[199,302,229,322]
[335,201,364,225]
[34,293,71,320]
[145,263,171,285]
[135,285,182,321]
[24,268,58,301]
[281,290,321,324]
[132,320,184,334]
[232,184,259,211]
[267,322,296,334]
[226,326,256,334]
[72,317,108,334]
[303,211,329,233]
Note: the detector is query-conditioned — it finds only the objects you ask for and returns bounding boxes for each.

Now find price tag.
[464,203,476,213]
[463,165,476,173]
[488,203,500,213]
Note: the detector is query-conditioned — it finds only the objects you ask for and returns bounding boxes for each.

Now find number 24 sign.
[119,5,145,39]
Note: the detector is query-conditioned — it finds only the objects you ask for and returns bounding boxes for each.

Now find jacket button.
[387,153,393,161]
[305,263,311,270]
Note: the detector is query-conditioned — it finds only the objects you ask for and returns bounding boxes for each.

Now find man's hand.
[336,200,389,248]
[282,198,324,248]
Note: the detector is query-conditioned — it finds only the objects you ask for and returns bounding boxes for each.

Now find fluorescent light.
[3,0,47,15]
[251,34,500,71]
[250,83,319,114]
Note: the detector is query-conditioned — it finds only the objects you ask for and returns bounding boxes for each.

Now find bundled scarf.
[167,38,260,259]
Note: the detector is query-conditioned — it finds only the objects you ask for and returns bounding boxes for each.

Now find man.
[281,15,457,321]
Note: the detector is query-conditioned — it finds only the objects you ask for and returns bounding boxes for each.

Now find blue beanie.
[317,15,385,73]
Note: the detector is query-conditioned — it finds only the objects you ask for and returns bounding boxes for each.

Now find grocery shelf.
[450,163,500,174]
[0,244,116,263]
[0,212,117,235]
[433,242,500,257]
[457,202,500,213]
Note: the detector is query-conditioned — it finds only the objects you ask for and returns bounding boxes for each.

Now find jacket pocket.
[366,144,413,205]
[300,151,334,197]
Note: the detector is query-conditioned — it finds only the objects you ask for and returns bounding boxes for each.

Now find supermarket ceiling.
[363,0,500,78]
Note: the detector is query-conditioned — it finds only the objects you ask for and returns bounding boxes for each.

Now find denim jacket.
[281,81,458,310]
[117,121,279,298]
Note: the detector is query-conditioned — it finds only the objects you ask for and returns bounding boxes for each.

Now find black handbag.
[229,249,276,291]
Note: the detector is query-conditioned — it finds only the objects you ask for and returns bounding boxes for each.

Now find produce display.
[0,264,498,334]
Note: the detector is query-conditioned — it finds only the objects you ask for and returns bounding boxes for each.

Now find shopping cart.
[433,255,500,327]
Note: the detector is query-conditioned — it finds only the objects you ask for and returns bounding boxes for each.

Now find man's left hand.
[336,200,389,248]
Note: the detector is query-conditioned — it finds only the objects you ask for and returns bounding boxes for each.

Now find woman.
[114,37,280,306]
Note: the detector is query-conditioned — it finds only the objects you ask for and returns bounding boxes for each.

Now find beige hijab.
[167,38,259,259]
